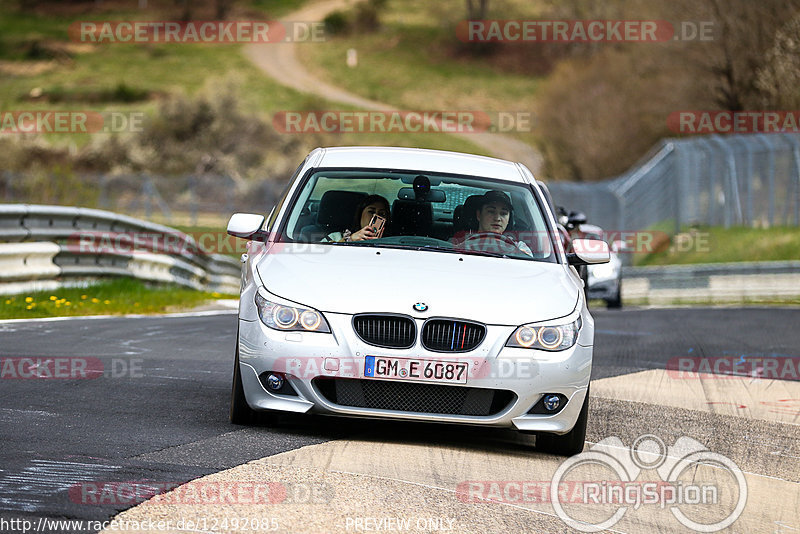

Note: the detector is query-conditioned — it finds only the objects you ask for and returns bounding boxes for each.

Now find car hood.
[256,244,579,325]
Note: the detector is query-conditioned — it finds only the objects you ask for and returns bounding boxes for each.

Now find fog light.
[266,373,284,391]
[543,394,561,411]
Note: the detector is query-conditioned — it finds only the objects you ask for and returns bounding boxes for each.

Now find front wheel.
[535,387,590,456]
[606,280,622,309]
[230,342,257,425]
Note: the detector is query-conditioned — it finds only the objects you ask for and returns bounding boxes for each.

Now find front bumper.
[237,308,593,435]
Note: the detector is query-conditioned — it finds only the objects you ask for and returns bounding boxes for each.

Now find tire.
[579,265,589,301]
[606,280,622,309]
[230,342,256,425]
[536,387,590,456]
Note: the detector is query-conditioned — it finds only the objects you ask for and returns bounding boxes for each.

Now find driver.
[466,190,533,256]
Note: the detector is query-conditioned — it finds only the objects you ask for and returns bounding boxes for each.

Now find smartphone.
[368,214,386,238]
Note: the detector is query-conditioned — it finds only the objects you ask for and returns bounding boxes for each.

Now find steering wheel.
[462,232,520,252]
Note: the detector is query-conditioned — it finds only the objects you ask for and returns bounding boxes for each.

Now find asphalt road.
[1,307,798,532]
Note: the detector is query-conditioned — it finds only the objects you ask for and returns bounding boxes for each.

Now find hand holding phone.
[368,214,386,238]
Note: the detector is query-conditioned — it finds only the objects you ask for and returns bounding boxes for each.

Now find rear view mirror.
[397,187,446,202]
[227,213,266,239]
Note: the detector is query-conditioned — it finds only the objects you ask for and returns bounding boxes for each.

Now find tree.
[666,0,800,111]
[756,13,800,108]
[465,0,488,20]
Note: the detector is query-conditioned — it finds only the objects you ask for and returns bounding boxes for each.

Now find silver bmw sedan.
[226,146,609,456]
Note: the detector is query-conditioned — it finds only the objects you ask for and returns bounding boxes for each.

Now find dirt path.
[243,0,543,173]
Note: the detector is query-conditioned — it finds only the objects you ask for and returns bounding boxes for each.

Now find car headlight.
[506,316,582,351]
[254,289,330,333]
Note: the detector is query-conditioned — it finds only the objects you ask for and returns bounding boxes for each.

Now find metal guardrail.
[0,204,241,295]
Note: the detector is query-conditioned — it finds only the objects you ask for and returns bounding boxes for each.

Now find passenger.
[465,190,533,256]
[323,194,391,242]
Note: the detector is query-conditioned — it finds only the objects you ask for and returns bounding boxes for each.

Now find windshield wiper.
[327,240,518,259]
[456,249,510,259]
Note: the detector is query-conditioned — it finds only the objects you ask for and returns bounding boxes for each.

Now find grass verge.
[634,226,800,266]
[0,278,236,319]
[0,2,486,155]
[298,0,542,146]
[624,297,800,308]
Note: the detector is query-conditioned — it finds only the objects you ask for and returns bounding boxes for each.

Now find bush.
[354,0,383,33]
[535,48,709,181]
[323,11,350,35]
[323,0,387,36]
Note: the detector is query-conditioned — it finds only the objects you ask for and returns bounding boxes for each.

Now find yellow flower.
[91,298,100,303]
[65,302,71,306]
[49,295,57,301]
[4,300,10,305]
[25,297,33,303]
[212,292,221,298]
[81,295,88,300]
[103,300,111,305]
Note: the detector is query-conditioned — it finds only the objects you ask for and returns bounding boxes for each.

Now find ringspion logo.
[551,435,747,532]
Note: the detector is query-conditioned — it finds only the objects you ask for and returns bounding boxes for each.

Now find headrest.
[316,190,367,229]
[391,200,433,237]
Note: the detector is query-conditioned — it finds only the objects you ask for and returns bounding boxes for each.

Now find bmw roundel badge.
[413,302,428,312]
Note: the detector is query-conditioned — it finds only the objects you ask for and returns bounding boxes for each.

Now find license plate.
[364,356,468,384]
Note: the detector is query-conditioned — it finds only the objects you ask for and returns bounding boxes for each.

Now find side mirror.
[567,239,610,265]
[567,211,587,226]
[227,213,266,239]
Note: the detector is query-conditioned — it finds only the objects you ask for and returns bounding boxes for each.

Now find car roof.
[313,146,529,183]
[578,224,604,234]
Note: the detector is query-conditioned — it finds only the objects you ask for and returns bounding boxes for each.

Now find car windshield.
[280,169,557,263]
